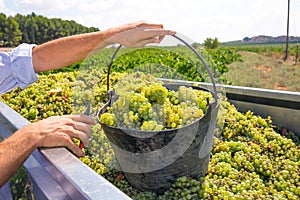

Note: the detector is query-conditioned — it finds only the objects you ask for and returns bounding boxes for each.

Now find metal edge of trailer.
[0,100,131,200]
[161,79,300,137]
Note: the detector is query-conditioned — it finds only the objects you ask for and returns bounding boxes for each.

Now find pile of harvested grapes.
[81,73,300,200]
[1,71,299,200]
[83,100,300,199]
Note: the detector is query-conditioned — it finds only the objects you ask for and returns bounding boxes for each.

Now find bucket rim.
[101,99,217,139]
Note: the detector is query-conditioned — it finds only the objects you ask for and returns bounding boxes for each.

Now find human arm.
[32,21,176,72]
[0,21,175,94]
[0,115,95,186]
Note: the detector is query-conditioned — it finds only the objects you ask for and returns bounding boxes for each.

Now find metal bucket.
[99,35,220,193]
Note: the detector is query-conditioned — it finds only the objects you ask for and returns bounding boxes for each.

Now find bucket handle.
[106,34,219,102]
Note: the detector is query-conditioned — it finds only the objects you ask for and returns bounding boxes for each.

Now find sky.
[1,0,299,43]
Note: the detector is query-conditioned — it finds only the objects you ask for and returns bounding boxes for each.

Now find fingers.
[143,28,176,42]
[131,28,176,47]
[108,21,176,48]
[75,124,92,146]
[65,114,96,125]
[36,115,96,156]
[119,29,176,48]
[136,21,164,29]
[38,129,85,157]
[135,21,176,36]
[141,28,176,38]
[64,115,95,145]
[124,20,164,30]
[62,135,85,157]
[135,37,161,47]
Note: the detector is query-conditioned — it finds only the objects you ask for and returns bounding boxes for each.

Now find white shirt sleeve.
[0,43,38,94]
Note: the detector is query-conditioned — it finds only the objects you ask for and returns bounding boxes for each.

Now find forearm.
[31,21,175,73]
[0,127,39,186]
[32,29,113,72]
[0,115,95,187]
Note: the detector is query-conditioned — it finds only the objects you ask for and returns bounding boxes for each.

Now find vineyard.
[1,45,299,199]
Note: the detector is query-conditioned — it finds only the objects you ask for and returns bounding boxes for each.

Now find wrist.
[16,124,41,149]
[100,27,122,47]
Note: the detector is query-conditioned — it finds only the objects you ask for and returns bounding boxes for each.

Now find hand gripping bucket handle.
[105,34,219,103]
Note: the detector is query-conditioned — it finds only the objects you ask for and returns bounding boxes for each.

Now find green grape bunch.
[99,72,213,131]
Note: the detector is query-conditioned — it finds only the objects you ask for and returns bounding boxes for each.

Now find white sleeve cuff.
[10,43,38,89]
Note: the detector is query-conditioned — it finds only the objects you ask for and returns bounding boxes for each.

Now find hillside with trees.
[0,12,99,47]
[242,35,300,44]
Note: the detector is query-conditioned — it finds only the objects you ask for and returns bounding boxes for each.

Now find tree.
[204,37,220,49]
[14,14,28,43]
[1,12,100,46]
[192,42,201,49]
[0,13,8,46]
[0,14,22,47]
[6,16,22,46]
